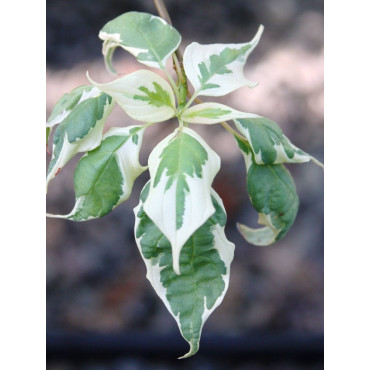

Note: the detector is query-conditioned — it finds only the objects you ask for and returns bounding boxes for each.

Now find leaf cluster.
[46,11,323,358]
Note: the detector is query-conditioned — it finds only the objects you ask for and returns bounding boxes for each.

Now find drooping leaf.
[235,138,299,245]
[182,102,259,124]
[87,70,176,123]
[99,11,181,73]
[134,182,234,358]
[234,117,323,166]
[46,90,114,190]
[143,127,220,275]
[183,25,263,97]
[47,126,146,220]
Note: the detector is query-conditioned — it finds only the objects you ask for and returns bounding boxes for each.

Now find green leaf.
[99,11,181,73]
[134,183,234,358]
[182,102,259,124]
[234,117,323,167]
[46,85,96,145]
[87,70,176,123]
[183,25,263,97]
[47,126,146,220]
[143,127,220,275]
[47,85,95,128]
[46,89,114,190]
[235,138,299,245]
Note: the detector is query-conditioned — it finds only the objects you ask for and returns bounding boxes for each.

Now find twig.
[153,0,172,25]
[153,0,185,85]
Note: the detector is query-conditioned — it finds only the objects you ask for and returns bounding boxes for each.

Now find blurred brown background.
[46,0,324,368]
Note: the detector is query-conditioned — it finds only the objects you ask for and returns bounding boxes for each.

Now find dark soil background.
[46,0,324,368]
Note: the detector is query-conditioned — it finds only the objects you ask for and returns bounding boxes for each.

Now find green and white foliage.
[235,138,299,246]
[48,126,146,221]
[46,85,96,145]
[234,117,323,166]
[143,127,220,275]
[47,86,94,128]
[88,70,176,123]
[99,11,181,73]
[46,9,323,359]
[46,87,114,190]
[135,182,234,358]
[182,102,259,124]
[183,25,263,97]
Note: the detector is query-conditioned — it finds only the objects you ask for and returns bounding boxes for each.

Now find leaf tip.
[256,24,265,37]
[177,341,198,359]
[311,157,324,170]
[46,213,67,219]
[86,71,94,85]
[237,222,276,246]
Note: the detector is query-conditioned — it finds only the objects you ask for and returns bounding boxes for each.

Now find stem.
[153,0,188,109]
[182,91,199,111]
[143,121,157,129]
[172,52,184,83]
[162,68,181,101]
[178,118,185,129]
[153,0,185,65]
[153,0,172,25]
[219,121,247,142]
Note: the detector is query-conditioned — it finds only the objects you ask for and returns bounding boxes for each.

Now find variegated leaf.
[48,126,146,221]
[234,117,323,166]
[182,102,259,124]
[87,70,176,123]
[47,86,96,128]
[46,85,97,145]
[235,138,299,246]
[46,90,114,190]
[143,127,220,275]
[183,25,263,97]
[135,182,234,358]
[99,11,181,73]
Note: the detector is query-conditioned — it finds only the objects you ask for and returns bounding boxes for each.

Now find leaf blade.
[236,138,299,245]
[48,126,146,220]
[143,127,220,275]
[183,25,263,97]
[182,102,259,124]
[46,85,96,128]
[235,117,323,166]
[87,70,176,123]
[134,183,234,358]
[46,90,114,190]
[99,11,181,72]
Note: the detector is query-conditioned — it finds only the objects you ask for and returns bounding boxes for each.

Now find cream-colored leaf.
[183,25,263,97]
[87,70,176,123]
